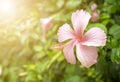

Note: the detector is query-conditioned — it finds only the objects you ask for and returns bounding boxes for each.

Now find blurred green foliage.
[0,0,120,82]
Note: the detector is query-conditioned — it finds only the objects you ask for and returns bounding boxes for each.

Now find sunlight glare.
[0,0,16,15]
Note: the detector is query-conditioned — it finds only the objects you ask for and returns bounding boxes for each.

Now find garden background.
[0,0,120,82]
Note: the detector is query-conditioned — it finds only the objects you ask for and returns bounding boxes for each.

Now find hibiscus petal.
[71,10,91,35]
[57,23,75,42]
[76,44,98,68]
[82,27,107,46]
[63,40,76,64]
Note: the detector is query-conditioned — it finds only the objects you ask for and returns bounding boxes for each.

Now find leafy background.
[0,0,120,82]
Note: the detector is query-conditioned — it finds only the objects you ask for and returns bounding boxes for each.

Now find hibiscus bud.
[91,3,97,11]
[91,11,100,22]
[40,17,52,33]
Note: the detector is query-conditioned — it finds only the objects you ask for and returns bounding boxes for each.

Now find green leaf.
[100,13,110,19]
[111,39,118,48]
[56,0,64,8]
[66,0,81,10]
[66,76,86,82]
[111,48,120,64]
[87,23,107,33]
[33,45,42,52]
[109,24,120,39]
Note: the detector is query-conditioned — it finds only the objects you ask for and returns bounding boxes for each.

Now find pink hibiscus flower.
[57,10,107,68]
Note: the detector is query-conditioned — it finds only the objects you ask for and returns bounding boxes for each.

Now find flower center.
[75,34,83,43]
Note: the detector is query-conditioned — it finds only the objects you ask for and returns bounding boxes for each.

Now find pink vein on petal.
[82,27,107,46]
[76,44,98,68]
[57,23,75,42]
[63,40,76,64]
[71,10,91,35]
